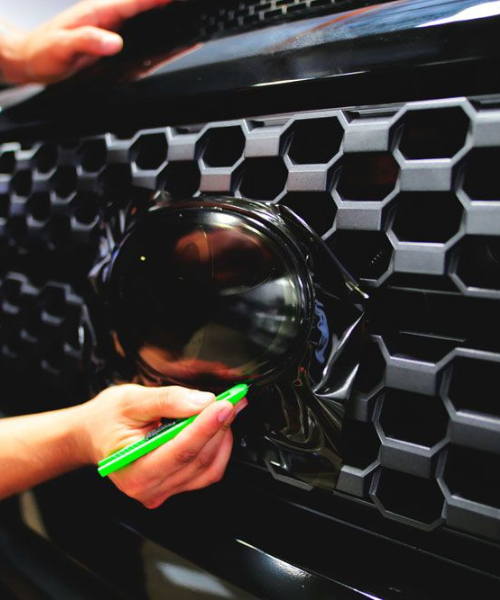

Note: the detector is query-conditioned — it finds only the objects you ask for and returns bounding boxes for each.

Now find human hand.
[2,0,172,84]
[79,383,247,508]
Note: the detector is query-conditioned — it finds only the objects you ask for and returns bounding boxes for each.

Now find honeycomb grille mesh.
[0,95,499,541]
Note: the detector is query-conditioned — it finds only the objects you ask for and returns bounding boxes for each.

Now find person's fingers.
[56,0,174,31]
[54,26,123,63]
[120,384,215,423]
[141,428,234,508]
[140,399,235,476]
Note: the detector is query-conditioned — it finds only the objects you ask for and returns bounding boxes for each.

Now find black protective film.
[94,196,367,490]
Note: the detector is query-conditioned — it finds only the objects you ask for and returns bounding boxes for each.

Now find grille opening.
[279,192,336,236]
[456,237,500,291]
[443,446,500,509]
[11,170,32,197]
[72,192,100,225]
[447,357,500,418]
[35,144,58,174]
[1,278,21,306]
[372,290,500,344]
[379,390,448,447]
[391,192,463,243]
[45,215,71,248]
[0,151,16,174]
[201,126,245,167]
[374,468,444,524]
[159,161,200,197]
[99,164,133,201]
[341,420,380,468]
[398,108,469,159]
[238,157,288,200]
[52,166,77,198]
[335,152,399,201]
[41,287,66,318]
[45,343,63,370]
[79,140,107,173]
[131,133,168,170]
[329,231,393,281]
[462,148,500,201]
[7,217,27,245]
[353,341,385,394]
[27,192,51,222]
[0,194,10,219]
[384,333,456,363]
[59,140,79,150]
[23,313,41,340]
[287,117,343,164]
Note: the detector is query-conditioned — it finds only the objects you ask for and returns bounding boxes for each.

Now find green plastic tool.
[97,383,248,477]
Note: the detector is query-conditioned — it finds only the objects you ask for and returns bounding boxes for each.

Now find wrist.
[64,402,96,467]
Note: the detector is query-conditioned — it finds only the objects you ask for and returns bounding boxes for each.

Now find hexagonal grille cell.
[447,357,500,418]
[52,166,77,198]
[0,194,10,219]
[99,164,132,200]
[160,161,200,197]
[72,192,100,225]
[78,139,107,173]
[201,126,245,167]
[341,420,380,469]
[456,237,500,291]
[27,192,51,222]
[287,117,343,164]
[279,192,336,236]
[374,468,444,525]
[239,157,288,200]
[132,133,168,170]
[0,151,16,174]
[35,144,58,174]
[462,148,500,201]
[352,341,385,394]
[443,446,500,509]
[41,287,66,318]
[336,152,399,201]
[392,192,463,243]
[379,390,448,447]
[398,107,469,159]
[329,231,393,282]
[45,215,71,248]
[11,170,32,197]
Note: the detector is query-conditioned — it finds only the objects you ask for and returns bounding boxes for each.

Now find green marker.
[97,383,248,478]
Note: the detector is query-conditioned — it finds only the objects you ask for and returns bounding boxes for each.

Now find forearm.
[0,18,27,84]
[0,405,91,501]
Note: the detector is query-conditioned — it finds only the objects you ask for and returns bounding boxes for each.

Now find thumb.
[122,385,216,424]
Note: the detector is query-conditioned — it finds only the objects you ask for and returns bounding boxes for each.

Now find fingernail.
[217,401,234,423]
[189,391,215,405]
[101,33,123,53]
[234,399,248,415]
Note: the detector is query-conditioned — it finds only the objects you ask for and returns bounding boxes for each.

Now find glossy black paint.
[1,0,500,139]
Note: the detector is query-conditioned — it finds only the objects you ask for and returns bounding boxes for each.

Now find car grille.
[0,94,499,543]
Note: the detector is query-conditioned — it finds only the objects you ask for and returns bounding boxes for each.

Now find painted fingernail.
[217,401,234,423]
[189,391,215,405]
[234,399,248,415]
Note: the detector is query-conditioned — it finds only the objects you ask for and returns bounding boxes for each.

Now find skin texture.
[0,0,173,84]
[0,384,247,508]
